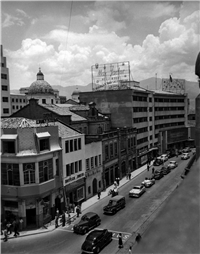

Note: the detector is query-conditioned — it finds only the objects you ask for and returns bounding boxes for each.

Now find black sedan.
[81,229,112,254]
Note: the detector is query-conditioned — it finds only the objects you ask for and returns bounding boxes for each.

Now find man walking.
[13,220,20,237]
[97,190,101,200]
[118,233,123,248]
[76,205,80,218]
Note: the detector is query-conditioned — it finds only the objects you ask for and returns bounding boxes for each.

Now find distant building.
[1,45,11,117]
[71,87,81,102]
[10,93,28,114]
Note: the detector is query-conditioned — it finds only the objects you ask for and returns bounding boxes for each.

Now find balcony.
[1,179,56,198]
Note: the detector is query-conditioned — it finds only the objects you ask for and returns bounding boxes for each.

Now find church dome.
[72,88,81,96]
[28,68,54,95]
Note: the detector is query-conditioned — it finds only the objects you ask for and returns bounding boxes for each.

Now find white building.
[10,93,28,114]
[1,45,11,117]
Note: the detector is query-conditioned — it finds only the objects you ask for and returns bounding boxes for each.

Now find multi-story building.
[10,93,28,114]
[79,85,189,166]
[1,45,11,117]
[1,117,62,228]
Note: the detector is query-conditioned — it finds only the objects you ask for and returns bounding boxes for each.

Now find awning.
[1,134,18,140]
[36,132,51,138]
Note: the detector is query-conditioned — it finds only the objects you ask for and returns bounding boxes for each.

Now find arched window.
[1,163,20,186]
[39,159,53,183]
[23,163,35,184]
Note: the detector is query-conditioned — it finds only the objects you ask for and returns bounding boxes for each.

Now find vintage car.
[73,212,101,235]
[81,229,112,254]
[167,161,178,169]
[141,178,155,188]
[181,153,190,160]
[153,169,164,180]
[129,185,146,198]
[103,195,125,215]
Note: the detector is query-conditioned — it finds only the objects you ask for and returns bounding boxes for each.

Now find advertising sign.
[162,78,185,94]
[91,61,130,90]
[167,128,188,144]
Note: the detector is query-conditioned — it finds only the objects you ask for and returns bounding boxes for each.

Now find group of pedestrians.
[2,218,21,242]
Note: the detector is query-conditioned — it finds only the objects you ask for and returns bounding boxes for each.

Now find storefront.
[65,178,85,206]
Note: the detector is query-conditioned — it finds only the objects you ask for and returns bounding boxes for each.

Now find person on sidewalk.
[3,228,8,242]
[67,214,71,225]
[62,212,66,227]
[76,206,80,218]
[126,173,129,179]
[19,218,23,231]
[55,215,59,228]
[128,246,133,254]
[135,232,142,243]
[118,233,123,248]
[116,178,120,186]
[97,190,101,200]
[6,221,12,235]
[13,220,20,237]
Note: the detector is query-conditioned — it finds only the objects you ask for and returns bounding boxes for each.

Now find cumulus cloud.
[2,13,25,28]
[5,1,200,90]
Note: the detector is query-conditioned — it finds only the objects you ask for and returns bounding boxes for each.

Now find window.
[16,99,18,102]
[71,163,74,174]
[23,99,26,103]
[150,126,152,131]
[20,106,22,109]
[16,106,18,109]
[3,108,9,114]
[40,138,49,151]
[1,163,20,186]
[105,145,109,159]
[110,143,114,157]
[66,164,70,176]
[12,98,14,102]
[91,157,94,168]
[74,139,77,151]
[79,160,82,171]
[70,140,73,152]
[65,141,69,153]
[2,97,8,102]
[149,117,152,121]
[149,98,152,102]
[23,163,35,184]
[2,85,8,91]
[99,155,102,165]
[20,99,22,103]
[95,156,98,167]
[42,99,46,104]
[3,141,15,153]
[12,106,15,110]
[75,161,78,173]
[1,74,7,79]
[114,142,118,155]
[86,159,89,170]
[78,138,81,150]
[39,159,53,183]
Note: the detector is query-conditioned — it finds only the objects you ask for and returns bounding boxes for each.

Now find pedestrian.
[19,218,23,231]
[62,212,66,227]
[128,246,132,254]
[118,233,123,248]
[72,203,75,213]
[67,213,71,225]
[152,167,155,174]
[97,190,101,200]
[6,221,12,235]
[13,220,20,237]
[55,215,59,228]
[3,228,8,242]
[76,205,80,218]
[135,232,141,243]
[117,177,120,186]
[129,172,131,180]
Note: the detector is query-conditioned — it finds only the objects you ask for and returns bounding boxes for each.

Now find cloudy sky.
[2,1,200,90]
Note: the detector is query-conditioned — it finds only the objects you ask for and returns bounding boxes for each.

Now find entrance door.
[92,178,97,195]
[26,208,36,227]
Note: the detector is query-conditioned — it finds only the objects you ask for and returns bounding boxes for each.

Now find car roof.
[87,229,106,238]
[110,195,125,201]
[161,154,168,156]
[82,212,98,219]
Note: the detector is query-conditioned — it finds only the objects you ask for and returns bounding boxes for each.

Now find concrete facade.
[1,45,11,117]
[10,93,28,114]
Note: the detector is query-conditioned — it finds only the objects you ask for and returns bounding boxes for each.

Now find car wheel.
[83,228,88,234]
[96,247,101,254]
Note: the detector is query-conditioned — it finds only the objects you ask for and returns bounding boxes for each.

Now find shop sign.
[167,128,188,143]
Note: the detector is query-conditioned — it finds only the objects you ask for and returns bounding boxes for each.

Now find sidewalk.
[1,162,150,241]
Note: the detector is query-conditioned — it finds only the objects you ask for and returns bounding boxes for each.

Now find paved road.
[2,156,188,254]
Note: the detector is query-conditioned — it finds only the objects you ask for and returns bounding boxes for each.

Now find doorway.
[92,178,97,195]
[26,208,36,227]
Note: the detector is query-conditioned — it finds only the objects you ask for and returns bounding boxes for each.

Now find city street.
[2,157,189,254]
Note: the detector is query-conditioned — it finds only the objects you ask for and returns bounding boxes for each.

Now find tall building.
[1,45,11,117]
[80,86,189,166]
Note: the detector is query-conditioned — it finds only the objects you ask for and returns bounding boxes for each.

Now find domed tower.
[71,87,81,102]
[27,68,57,104]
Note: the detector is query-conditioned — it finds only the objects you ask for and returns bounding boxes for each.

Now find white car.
[141,179,155,188]
[158,154,168,162]
[129,185,146,198]
[181,153,190,160]
[167,161,178,169]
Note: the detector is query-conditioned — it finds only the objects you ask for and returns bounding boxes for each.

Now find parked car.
[161,166,171,175]
[167,161,178,169]
[153,158,163,166]
[103,195,125,215]
[182,147,191,153]
[153,169,164,180]
[159,154,168,162]
[181,153,190,160]
[141,178,155,188]
[73,212,101,235]
[81,229,113,254]
[129,185,146,198]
